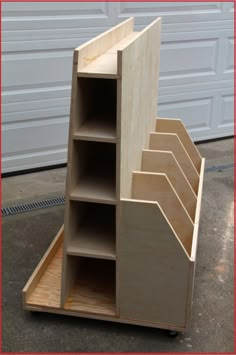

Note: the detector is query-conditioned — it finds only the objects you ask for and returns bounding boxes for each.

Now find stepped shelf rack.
[23,17,205,332]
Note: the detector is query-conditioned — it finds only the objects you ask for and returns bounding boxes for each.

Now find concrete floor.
[2,138,234,352]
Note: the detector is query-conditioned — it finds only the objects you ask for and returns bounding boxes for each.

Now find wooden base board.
[23,229,187,332]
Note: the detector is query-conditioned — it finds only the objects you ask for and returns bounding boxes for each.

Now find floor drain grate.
[2,196,65,217]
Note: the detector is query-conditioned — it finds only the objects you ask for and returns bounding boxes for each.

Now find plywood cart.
[23,17,205,332]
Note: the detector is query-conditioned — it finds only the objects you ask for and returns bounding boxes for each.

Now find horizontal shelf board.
[77,32,139,78]
[64,258,116,316]
[69,176,116,205]
[73,115,117,143]
[67,226,116,260]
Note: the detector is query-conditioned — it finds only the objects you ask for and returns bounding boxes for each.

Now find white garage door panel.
[158,87,234,140]
[3,118,68,172]
[2,2,234,173]
[2,2,113,30]
[219,95,234,129]
[117,2,232,24]
[3,97,70,123]
[160,36,218,85]
[3,52,72,88]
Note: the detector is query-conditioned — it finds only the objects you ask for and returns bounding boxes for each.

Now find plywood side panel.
[23,225,63,306]
[77,18,134,71]
[119,17,162,198]
[119,199,190,326]
[61,48,80,306]
[142,149,197,221]
[149,132,199,193]
[156,118,202,172]
[132,172,194,256]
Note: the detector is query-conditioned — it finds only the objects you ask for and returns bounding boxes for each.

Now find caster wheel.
[168,330,179,337]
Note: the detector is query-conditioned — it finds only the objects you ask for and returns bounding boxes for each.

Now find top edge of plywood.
[77,17,162,78]
[77,32,140,78]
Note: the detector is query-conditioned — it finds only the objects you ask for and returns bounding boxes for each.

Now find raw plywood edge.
[22,225,64,307]
[194,158,205,224]
[77,17,134,72]
[186,158,205,328]
[24,303,186,332]
[156,118,202,173]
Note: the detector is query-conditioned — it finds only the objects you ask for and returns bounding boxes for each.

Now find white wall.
[2,2,234,173]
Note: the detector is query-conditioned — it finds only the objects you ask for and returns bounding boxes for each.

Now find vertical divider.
[61,49,80,306]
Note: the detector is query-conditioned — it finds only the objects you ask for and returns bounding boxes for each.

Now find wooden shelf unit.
[23,17,205,332]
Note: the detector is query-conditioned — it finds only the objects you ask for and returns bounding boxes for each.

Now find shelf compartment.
[69,141,116,204]
[74,78,117,142]
[64,256,116,316]
[66,201,116,260]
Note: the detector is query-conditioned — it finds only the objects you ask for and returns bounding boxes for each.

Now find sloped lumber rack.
[23,17,205,332]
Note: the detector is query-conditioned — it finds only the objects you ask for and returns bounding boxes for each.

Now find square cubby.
[74,78,117,142]
[64,256,116,316]
[70,140,116,203]
[66,201,116,260]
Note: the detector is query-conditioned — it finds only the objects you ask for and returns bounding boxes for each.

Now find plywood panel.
[119,17,162,198]
[132,172,194,256]
[23,226,64,306]
[142,149,197,221]
[156,118,202,172]
[119,199,190,326]
[77,18,134,72]
[149,132,199,193]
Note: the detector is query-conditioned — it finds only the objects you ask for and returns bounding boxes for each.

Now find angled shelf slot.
[132,171,194,256]
[142,149,197,222]
[74,78,117,143]
[149,132,199,194]
[64,256,116,316]
[66,201,116,260]
[69,141,116,204]
[156,118,202,173]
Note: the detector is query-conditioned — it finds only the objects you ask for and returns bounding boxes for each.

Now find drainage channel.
[2,197,65,217]
[2,162,234,217]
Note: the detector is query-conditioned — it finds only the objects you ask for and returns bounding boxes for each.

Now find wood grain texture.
[119,199,190,326]
[27,244,63,308]
[23,225,64,307]
[132,172,194,256]
[149,132,199,194]
[78,32,139,78]
[73,114,117,143]
[24,232,187,331]
[64,258,116,316]
[27,245,116,316]
[61,47,80,306]
[76,18,134,72]
[156,118,202,172]
[119,17,162,199]
[142,149,197,221]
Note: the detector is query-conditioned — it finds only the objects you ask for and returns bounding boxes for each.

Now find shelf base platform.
[22,226,187,332]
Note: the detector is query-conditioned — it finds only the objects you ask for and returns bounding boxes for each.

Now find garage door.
[2,2,234,173]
